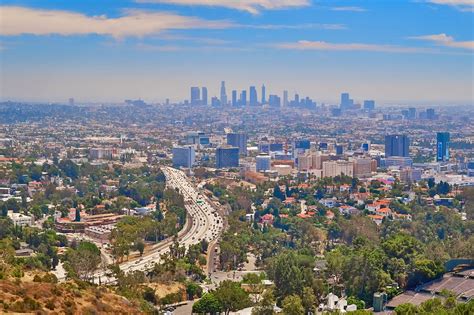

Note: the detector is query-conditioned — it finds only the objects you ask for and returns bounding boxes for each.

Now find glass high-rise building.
[261,84,266,104]
[172,146,195,168]
[385,135,410,157]
[216,146,239,168]
[340,92,353,110]
[232,90,237,106]
[201,87,208,105]
[240,90,247,106]
[190,87,200,105]
[256,154,271,172]
[363,100,375,111]
[436,132,450,162]
[227,133,248,155]
[249,86,258,106]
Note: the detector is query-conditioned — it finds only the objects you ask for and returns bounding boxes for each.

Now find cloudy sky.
[0,0,473,105]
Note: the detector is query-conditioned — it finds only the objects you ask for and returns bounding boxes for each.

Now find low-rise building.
[8,211,34,227]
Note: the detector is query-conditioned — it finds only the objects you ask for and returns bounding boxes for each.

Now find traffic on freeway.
[94,167,224,281]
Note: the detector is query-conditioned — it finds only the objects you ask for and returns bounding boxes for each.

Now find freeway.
[93,167,224,282]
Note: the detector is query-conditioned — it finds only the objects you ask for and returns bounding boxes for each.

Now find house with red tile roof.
[368,214,384,225]
[261,213,274,225]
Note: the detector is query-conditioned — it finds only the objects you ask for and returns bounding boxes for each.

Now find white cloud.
[410,33,474,50]
[135,0,310,14]
[425,0,474,12]
[274,40,432,53]
[0,6,233,38]
[330,6,366,12]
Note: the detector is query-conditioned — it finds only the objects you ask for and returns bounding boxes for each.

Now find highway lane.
[93,167,223,282]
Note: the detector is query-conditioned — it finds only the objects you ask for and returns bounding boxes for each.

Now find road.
[92,166,224,283]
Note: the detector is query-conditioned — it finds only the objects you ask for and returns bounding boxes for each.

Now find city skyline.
[0,0,473,105]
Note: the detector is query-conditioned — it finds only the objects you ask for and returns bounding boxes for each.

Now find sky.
[0,0,473,105]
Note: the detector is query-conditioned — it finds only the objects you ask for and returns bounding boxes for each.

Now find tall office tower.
[190,87,200,105]
[201,87,208,105]
[172,146,195,168]
[68,98,75,106]
[335,144,344,155]
[220,81,227,106]
[385,135,410,157]
[283,90,288,107]
[240,90,247,106]
[340,92,354,110]
[232,90,238,106]
[436,132,450,162]
[363,100,375,111]
[256,154,271,172]
[341,92,349,109]
[249,86,258,106]
[294,93,300,105]
[426,108,436,120]
[408,107,417,120]
[268,95,281,107]
[216,146,239,168]
[227,133,248,155]
[261,84,266,104]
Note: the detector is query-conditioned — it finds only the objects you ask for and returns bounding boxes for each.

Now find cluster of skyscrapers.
[189,81,316,108]
[340,92,375,111]
[383,132,450,165]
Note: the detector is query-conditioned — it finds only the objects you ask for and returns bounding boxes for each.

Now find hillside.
[0,277,142,314]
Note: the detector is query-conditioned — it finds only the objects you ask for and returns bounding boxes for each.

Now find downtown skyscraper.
[190,87,200,105]
[249,86,258,106]
[220,81,227,106]
[201,87,208,106]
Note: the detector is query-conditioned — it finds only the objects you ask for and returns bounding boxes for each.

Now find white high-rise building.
[323,160,354,177]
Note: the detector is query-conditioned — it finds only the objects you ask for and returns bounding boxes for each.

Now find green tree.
[66,241,101,281]
[252,289,276,315]
[1,203,7,217]
[301,287,316,314]
[214,280,251,315]
[268,252,313,299]
[281,295,304,315]
[347,296,366,310]
[192,293,222,314]
[135,239,145,256]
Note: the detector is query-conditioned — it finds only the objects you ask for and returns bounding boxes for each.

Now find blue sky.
[0,0,472,105]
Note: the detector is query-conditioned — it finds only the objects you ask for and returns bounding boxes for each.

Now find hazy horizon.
[0,0,473,104]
